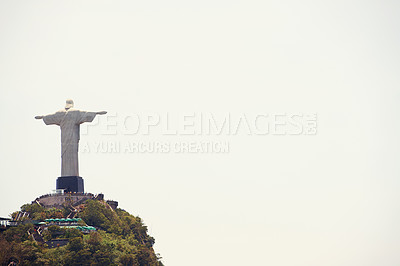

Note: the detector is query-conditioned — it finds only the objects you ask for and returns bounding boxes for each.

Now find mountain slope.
[0,199,163,265]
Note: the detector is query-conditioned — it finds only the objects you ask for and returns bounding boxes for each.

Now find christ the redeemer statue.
[35,99,107,178]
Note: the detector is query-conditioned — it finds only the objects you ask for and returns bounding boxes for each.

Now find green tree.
[67,237,84,252]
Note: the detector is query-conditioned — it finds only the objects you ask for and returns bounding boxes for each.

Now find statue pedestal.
[56,176,84,193]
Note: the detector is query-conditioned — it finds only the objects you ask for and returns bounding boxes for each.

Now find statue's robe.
[43,109,97,177]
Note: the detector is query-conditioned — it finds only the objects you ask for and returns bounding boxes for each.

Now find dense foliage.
[0,200,163,265]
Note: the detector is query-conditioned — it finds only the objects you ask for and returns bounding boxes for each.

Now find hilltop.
[0,198,163,265]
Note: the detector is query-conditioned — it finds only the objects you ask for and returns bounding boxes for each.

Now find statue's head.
[65,99,74,110]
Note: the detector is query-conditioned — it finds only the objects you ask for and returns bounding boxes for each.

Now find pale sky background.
[1,1,400,265]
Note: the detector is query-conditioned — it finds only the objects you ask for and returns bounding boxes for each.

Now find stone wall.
[37,193,94,208]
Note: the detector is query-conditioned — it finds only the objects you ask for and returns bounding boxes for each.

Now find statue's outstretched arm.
[96,111,107,115]
[35,116,44,119]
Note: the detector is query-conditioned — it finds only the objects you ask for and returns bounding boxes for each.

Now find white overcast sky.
[1,1,400,265]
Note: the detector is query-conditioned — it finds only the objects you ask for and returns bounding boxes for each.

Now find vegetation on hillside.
[0,200,163,265]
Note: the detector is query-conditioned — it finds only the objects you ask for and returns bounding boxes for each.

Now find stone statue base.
[56,176,84,193]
